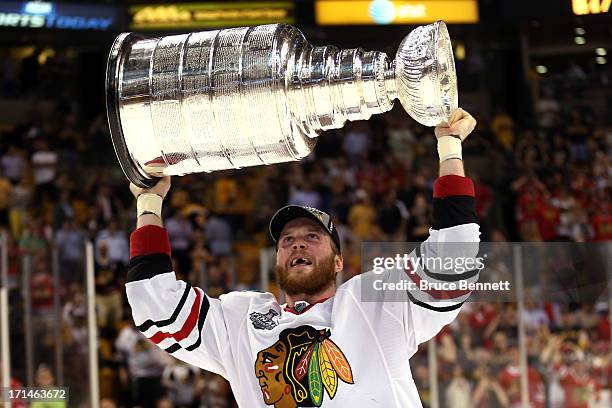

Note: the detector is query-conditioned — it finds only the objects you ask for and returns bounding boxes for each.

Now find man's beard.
[276,253,336,296]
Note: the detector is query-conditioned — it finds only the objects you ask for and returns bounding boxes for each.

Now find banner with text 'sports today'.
[0,1,119,30]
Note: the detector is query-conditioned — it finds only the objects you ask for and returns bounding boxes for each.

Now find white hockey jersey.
[125,175,480,407]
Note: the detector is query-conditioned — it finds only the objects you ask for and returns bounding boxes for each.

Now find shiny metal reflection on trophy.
[106,22,457,187]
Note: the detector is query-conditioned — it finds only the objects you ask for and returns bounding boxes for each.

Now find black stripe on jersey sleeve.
[161,293,210,354]
[432,196,477,230]
[136,283,191,332]
[185,294,210,352]
[127,253,173,283]
[407,291,465,312]
[415,244,480,282]
[164,343,181,354]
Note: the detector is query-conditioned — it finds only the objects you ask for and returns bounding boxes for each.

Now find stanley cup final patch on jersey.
[254,325,354,407]
[250,309,280,330]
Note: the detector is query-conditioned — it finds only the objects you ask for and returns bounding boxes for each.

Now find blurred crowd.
[0,67,611,407]
[412,299,611,408]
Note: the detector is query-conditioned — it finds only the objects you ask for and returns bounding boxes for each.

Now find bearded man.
[125,108,480,407]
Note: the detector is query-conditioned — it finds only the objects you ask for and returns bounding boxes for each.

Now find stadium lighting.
[572,0,612,15]
[23,1,54,15]
[595,48,607,56]
[574,36,586,45]
[38,48,56,65]
[454,42,466,61]
[536,65,548,74]
[596,57,607,64]
[574,27,586,35]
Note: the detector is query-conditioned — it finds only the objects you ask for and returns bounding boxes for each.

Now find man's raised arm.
[126,178,230,377]
[405,108,481,344]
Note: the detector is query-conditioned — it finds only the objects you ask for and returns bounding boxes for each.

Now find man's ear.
[334,255,343,274]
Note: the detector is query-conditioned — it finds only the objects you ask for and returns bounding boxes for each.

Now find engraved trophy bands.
[106,22,457,187]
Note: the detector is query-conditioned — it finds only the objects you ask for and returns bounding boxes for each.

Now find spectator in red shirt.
[469,303,498,332]
[595,304,610,342]
[31,255,55,312]
[0,370,27,408]
[473,176,493,220]
[569,169,593,209]
[469,172,493,238]
[498,347,545,408]
[514,175,547,234]
[590,200,612,241]
[537,192,560,241]
[559,357,601,408]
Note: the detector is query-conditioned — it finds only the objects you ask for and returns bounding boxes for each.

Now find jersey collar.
[283,297,330,315]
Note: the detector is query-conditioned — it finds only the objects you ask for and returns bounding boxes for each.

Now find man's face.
[275,218,342,296]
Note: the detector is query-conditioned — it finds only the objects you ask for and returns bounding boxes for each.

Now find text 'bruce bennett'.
[373,279,512,292]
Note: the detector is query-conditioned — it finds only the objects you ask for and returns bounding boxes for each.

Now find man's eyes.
[281,233,319,243]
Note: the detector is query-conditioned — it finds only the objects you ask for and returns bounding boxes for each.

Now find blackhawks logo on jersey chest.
[254,325,354,407]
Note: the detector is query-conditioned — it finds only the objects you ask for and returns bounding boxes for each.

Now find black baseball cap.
[269,205,341,254]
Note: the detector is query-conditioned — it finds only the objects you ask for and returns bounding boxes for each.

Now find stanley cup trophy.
[106,22,457,187]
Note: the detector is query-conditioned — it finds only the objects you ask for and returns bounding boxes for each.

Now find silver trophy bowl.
[106,22,457,187]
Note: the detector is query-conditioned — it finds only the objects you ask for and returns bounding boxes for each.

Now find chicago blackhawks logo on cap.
[304,206,325,221]
[303,207,334,233]
[254,325,354,407]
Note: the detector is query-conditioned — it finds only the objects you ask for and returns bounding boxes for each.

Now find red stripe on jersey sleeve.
[130,225,171,258]
[433,175,475,198]
[148,289,202,344]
